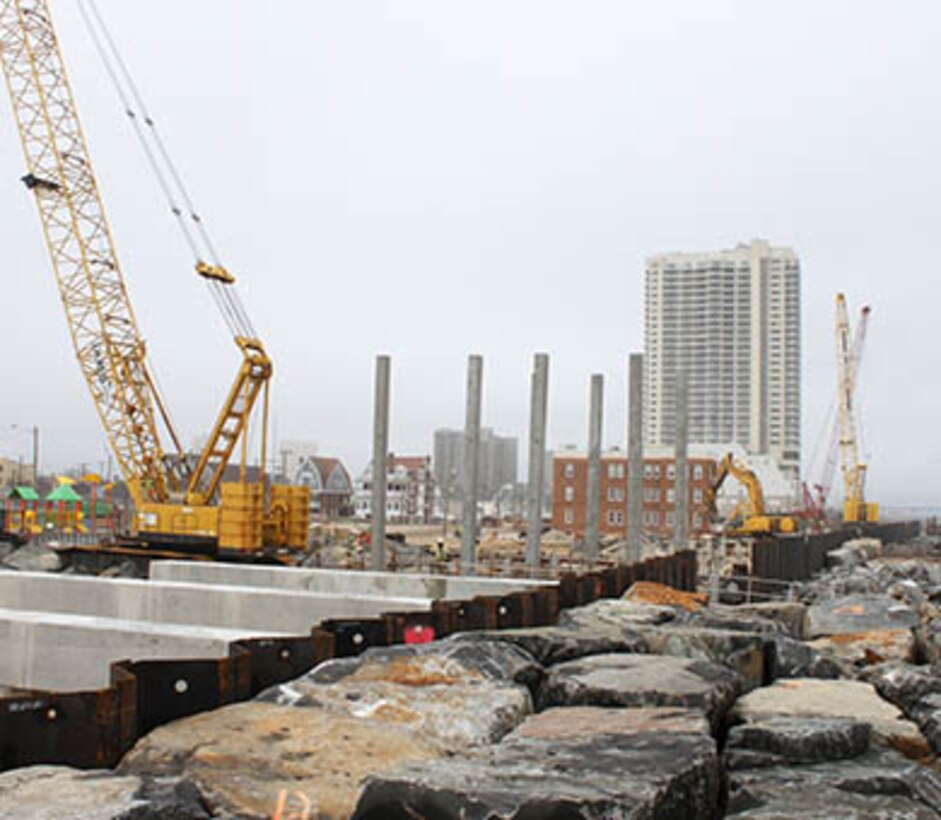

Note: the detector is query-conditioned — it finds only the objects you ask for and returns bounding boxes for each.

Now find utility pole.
[32,425,38,486]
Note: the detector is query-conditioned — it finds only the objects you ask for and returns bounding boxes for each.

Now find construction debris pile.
[2,537,941,818]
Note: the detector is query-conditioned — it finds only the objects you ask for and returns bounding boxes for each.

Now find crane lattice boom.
[0,0,179,505]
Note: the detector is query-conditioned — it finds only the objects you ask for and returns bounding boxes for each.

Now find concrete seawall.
[149,561,555,600]
[0,570,432,634]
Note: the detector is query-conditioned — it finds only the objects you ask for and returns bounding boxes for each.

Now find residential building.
[433,428,518,501]
[292,456,353,521]
[644,239,801,485]
[354,454,435,524]
[551,449,717,539]
[0,457,35,489]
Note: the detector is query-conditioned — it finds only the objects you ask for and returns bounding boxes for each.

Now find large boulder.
[1,543,64,573]
[452,623,649,667]
[864,662,941,754]
[622,580,708,611]
[725,717,871,769]
[766,635,849,680]
[809,629,917,668]
[257,639,537,751]
[296,639,543,691]
[727,749,941,817]
[355,706,720,819]
[259,657,531,750]
[0,765,207,819]
[807,594,919,639]
[119,701,444,819]
[710,601,808,640]
[732,678,932,761]
[635,624,769,690]
[538,652,739,732]
[560,597,679,628]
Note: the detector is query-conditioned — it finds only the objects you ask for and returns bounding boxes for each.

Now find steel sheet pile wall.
[0,551,696,772]
[752,521,921,585]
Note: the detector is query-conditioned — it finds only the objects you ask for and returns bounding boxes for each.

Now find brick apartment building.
[551,451,717,540]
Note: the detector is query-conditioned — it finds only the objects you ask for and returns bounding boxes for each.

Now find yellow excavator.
[702,453,798,536]
[0,1,308,558]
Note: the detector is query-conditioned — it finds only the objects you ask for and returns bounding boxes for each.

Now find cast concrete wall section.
[150,561,555,600]
[0,571,431,634]
[626,353,644,563]
[0,607,268,690]
[585,373,604,560]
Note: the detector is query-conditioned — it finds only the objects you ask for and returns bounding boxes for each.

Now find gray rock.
[680,607,786,636]
[915,618,941,665]
[120,701,445,819]
[726,717,871,768]
[728,779,938,817]
[864,662,941,754]
[0,766,207,820]
[767,635,849,679]
[452,623,649,667]
[863,662,941,715]
[559,597,679,628]
[1,543,64,573]
[916,694,941,753]
[732,678,932,760]
[538,652,740,732]
[807,594,919,638]
[256,638,537,750]
[355,710,720,819]
[298,638,543,692]
[724,602,808,640]
[634,624,769,690]
[728,750,941,817]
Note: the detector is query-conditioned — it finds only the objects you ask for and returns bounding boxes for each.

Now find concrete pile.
[1,536,941,818]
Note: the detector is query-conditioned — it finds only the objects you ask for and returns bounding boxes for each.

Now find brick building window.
[564,486,575,502]
[564,508,574,525]
[693,464,703,480]
[564,463,575,479]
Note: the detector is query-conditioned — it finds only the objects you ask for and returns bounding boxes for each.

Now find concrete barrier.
[149,561,555,600]
[0,571,432,634]
[0,607,263,690]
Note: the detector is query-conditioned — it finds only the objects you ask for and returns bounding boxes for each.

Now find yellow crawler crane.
[0,0,308,556]
[702,453,798,536]
[834,293,878,524]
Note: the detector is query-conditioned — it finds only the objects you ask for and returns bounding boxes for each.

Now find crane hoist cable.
[76,0,256,342]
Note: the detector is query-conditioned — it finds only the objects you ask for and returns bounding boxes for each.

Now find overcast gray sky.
[1,1,939,506]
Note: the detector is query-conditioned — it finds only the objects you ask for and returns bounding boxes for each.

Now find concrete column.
[371,355,390,571]
[526,353,550,572]
[625,353,643,564]
[673,369,689,550]
[585,374,604,562]
[461,355,483,572]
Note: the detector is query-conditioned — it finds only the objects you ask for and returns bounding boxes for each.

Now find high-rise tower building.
[643,239,800,484]
[433,428,518,501]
